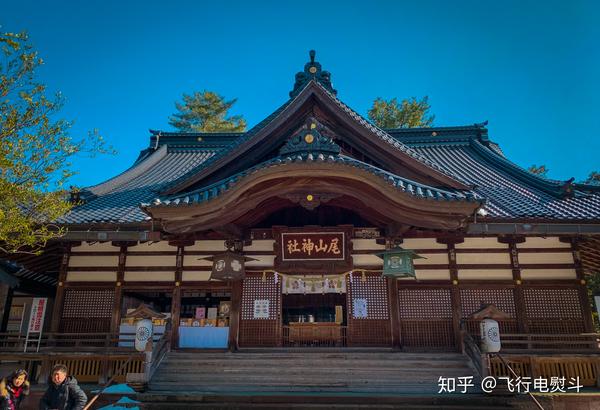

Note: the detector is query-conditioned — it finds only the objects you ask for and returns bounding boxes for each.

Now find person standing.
[39,364,87,410]
[0,369,30,410]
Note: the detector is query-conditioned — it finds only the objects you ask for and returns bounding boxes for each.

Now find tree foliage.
[0,30,111,254]
[584,171,600,186]
[169,90,246,133]
[528,164,548,177]
[367,96,435,129]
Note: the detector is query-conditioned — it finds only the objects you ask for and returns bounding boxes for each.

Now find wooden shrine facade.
[4,51,600,359]
[49,232,595,351]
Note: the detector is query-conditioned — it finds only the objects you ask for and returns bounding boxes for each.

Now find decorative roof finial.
[289,50,337,98]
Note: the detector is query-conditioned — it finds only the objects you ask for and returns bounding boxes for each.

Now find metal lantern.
[204,250,256,281]
[375,246,424,279]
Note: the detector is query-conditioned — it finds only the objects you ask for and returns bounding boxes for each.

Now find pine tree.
[367,96,434,128]
[169,90,246,132]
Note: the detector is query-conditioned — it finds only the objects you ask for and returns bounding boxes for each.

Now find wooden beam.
[570,237,595,332]
[50,245,71,332]
[170,245,184,348]
[110,245,127,334]
[506,237,529,333]
[387,278,401,349]
[228,280,242,351]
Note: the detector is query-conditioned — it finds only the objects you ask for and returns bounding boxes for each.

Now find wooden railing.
[494,354,545,410]
[500,333,600,353]
[126,323,172,389]
[0,331,165,353]
[490,355,600,387]
[282,324,347,347]
[460,329,488,378]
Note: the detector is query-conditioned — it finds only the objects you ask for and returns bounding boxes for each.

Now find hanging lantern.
[203,250,257,281]
[375,246,424,279]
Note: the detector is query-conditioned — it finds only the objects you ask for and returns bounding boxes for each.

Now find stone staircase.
[148,349,476,394]
[137,349,528,408]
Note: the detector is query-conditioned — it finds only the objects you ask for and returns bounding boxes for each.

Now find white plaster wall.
[458,269,513,280]
[517,237,571,248]
[518,252,574,264]
[456,253,510,265]
[455,238,508,249]
[66,271,117,282]
[69,255,119,267]
[124,271,174,281]
[520,269,577,280]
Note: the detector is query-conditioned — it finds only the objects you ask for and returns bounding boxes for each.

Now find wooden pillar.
[170,244,185,348]
[437,237,464,351]
[500,236,528,333]
[568,237,595,332]
[0,284,14,332]
[50,243,72,332]
[387,277,401,349]
[110,243,129,334]
[228,279,242,351]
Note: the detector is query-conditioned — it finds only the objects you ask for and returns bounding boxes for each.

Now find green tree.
[0,30,111,254]
[528,164,548,177]
[367,96,435,128]
[584,171,600,185]
[169,90,246,132]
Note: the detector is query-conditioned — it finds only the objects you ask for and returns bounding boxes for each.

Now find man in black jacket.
[39,364,87,410]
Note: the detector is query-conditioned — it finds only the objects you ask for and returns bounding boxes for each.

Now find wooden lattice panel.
[400,320,454,349]
[397,287,454,349]
[60,288,114,333]
[398,288,452,319]
[347,273,389,319]
[62,289,114,318]
[239,273,281,347]
[241,274,281,320]
[524,287,582,319]
[460,288,516,318]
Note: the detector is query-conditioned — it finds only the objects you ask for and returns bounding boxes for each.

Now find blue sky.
[3,0,599,187]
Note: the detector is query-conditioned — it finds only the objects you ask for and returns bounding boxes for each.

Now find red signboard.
[28,297,47,333]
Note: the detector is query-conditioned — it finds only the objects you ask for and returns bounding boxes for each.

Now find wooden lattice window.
[398,288,452,319]
[241,274,281,320]
[348,273,389,319]
[239,273,281,347]
[460,288,516,318]
[524,287,585,335]
[524,288,582,319]
[397,287,454,349]
[62,289,114,318]
[346,273,391,346]
[60,288,114,333]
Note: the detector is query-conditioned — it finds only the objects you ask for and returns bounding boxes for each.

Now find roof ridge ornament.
[279,117,341,156]
[290,50,337,98]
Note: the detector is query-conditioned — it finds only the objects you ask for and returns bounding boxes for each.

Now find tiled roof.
[59,146,217,224]
[61,100,600,224]
[149,151,481,209]
[397,135,600,220]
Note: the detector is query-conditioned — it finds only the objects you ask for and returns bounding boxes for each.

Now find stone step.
[167,352,466,360]
[138,392,514,409]
[158,361,471,370]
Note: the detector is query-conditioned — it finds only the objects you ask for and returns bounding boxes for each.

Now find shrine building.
[2,51,600,390]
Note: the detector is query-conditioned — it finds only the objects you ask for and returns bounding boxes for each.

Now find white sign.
[353,298,368,319]
[28,297,47,333]
[24,297,47,352]
[283,276,346,294]
[253,299,270,319]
